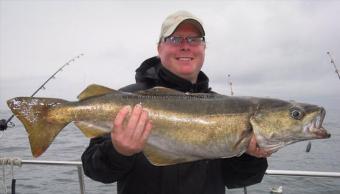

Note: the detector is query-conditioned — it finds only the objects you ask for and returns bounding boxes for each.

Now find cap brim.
[163,18,205,38]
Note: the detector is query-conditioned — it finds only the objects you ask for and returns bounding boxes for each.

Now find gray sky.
[1,0,340,110]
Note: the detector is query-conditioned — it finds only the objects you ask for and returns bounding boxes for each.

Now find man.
[82,10,269,194]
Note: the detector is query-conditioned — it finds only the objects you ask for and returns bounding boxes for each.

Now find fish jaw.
[309,126,330,139]
[250,102,331,152]
[302,108,331,139]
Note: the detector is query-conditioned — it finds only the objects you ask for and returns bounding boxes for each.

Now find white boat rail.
[1,158,84,194]
[266,169,340,178]
[1,158,340,194]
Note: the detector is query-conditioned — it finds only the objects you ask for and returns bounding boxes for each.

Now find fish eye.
[290,109,304,120]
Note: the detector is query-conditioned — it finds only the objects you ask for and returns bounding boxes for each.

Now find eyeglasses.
[163,36,205,46]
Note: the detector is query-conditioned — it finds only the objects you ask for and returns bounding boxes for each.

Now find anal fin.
[143,144,194,166]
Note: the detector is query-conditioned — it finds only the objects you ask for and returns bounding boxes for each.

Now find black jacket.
[81,56,268,194]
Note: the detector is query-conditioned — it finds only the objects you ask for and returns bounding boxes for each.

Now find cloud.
[1,0,340,110]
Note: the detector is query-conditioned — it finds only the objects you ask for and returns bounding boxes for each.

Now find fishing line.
[327,51,340,80]
[0,53,84,133]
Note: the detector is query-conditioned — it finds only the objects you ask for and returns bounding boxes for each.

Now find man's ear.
[157,43,161,54]
[157,43,165,58]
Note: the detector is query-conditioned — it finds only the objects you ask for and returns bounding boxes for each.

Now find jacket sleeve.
[81,134,136,183]
[221,153,268,189]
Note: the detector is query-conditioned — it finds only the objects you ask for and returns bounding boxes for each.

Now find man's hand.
[111,104,152,156]
[246,134,272,158]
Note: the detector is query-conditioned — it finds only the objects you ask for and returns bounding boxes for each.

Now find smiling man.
[82,10,268,194]
[158,19,205,83]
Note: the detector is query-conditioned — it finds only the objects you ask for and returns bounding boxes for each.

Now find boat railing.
[1,158,84,194]
[1,158,340,194]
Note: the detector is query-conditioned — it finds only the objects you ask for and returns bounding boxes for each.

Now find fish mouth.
[303,108,331,139]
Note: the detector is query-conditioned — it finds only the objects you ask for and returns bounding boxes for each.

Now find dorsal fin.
[136,87,223,99]
[77,84,117,100]
[136,87,186,96]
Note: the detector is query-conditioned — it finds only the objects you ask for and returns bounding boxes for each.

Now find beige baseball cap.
[159,10,205,42]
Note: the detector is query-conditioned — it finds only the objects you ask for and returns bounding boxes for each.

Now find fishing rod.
[0,53,84,132]
[227,74,234,96]
[326,52,340,80]
[304,52,338,153]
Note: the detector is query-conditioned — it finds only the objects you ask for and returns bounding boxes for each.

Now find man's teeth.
[177,57,192,61]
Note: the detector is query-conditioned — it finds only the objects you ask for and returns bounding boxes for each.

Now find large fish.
[7,84,330,166]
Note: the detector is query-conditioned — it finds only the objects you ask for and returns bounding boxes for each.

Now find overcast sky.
[1,0,340,110]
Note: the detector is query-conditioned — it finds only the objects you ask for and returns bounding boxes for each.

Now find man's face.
[157,21,206,83]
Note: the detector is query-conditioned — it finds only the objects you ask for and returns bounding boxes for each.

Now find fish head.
[250,99,330,152]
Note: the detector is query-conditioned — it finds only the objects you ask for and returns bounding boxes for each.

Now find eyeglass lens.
[164,36,205,46]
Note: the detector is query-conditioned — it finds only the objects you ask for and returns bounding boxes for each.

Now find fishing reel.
[0,119,15,131]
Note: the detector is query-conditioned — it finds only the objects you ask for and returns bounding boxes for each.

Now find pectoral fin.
[74,121,111,138]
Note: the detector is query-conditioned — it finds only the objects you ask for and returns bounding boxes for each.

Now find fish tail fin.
[7,97,69,157]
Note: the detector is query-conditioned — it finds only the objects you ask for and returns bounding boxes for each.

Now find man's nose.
[179,39,191,50]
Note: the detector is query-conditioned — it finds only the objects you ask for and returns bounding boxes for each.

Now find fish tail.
[7,97,69,157]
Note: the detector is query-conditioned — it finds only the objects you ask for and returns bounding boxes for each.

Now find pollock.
[7,84,330,166]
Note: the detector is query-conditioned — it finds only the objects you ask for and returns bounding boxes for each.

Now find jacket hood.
[135,56,211,93]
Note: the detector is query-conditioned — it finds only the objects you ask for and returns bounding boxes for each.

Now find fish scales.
[7,84,330,165]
